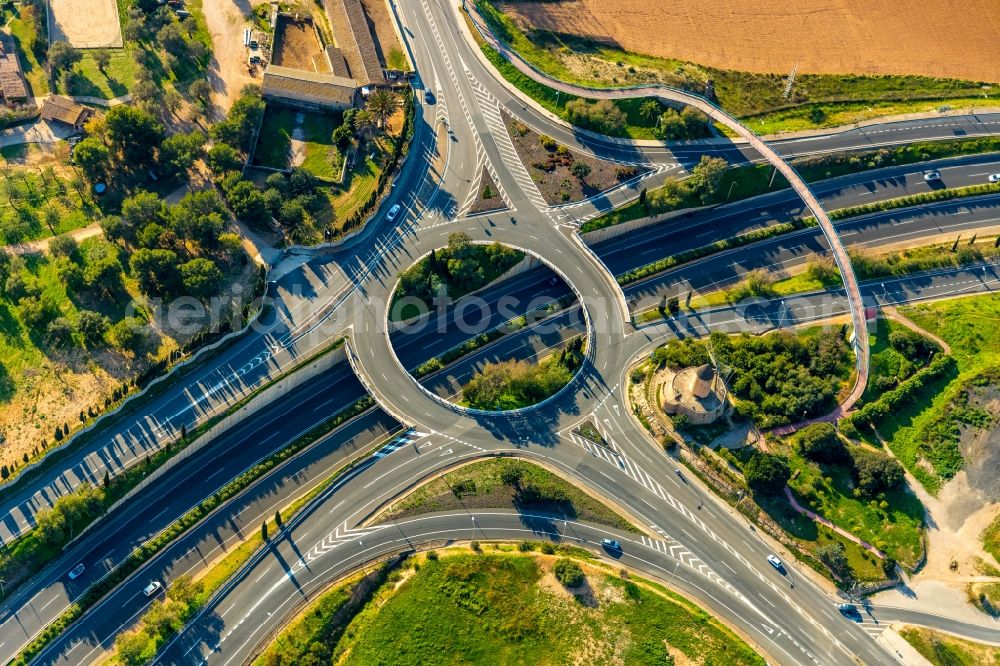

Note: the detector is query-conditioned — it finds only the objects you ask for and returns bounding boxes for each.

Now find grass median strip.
[582,136,1000,234]
[13,353,371,665]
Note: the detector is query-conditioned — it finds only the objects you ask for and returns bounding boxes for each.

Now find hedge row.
[15,376,370,665]
[841,354,955,429]
[617,220,806,285]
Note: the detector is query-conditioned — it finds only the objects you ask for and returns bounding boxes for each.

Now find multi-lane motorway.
[4,0,1000,663]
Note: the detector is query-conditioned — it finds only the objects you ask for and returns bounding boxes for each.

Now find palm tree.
[639,99,661,123]
[365,89,400,130]
[352,109,377,140]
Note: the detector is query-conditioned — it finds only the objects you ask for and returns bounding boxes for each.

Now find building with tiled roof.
[262,65,358,110]
[322,0,385,87]
[40,95,92,128]
[0,41,28,103]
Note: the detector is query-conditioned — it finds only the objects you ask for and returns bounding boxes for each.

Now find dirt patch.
[358,0,405,69]
[501,109,645,205]
[48,0,122,48]
[467,166,507,215]
[272,16,330,72]
[499,0,1000,83]
[201,0,261,113]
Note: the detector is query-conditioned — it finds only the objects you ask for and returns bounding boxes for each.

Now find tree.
[115,629,152,666]
[744,452,791,495]
[852,449,904,498]
[498,461,523,488]
[49,234,79,260]
[180,258,223,299]
[689,155,729,204]
[332,122,353,149]
[795,423,849,464]
[78,310,110,347]
[158,131,204,179]
[189,79,212,105]
[104,105,164,171]
[680,106,709,136]
[48,41,82,71]
[564,98,625,135]
[93,49,111,73]
[352,109,377,139]
[815,542,854,582]
[365,89,400,129]
[553,558,585,587]
[656,108,687,140]
[72,138,111,182]
[130,248,180,296]
[108,317,148,353]
[223,180,268,225]
[639,99,661,123]
[206,143,241,175]
[570,161,591,179]
[46,317,76,347]
[122,191,168,235]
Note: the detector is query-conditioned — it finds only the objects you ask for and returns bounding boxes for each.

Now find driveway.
[0,119,75,147]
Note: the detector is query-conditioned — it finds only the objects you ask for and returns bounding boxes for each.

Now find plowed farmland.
[499,0,1000,83]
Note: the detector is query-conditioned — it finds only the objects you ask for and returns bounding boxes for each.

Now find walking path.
[783,486,887,558]
[6,223,103,255]
[881,306,952,354]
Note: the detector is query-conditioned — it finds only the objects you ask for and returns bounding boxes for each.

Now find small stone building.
[40,95,92,129]
[0,41,28,104]
[662,363,727,425]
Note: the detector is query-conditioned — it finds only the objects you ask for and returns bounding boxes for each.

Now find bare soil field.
[272,17,330,72]
[499,0,1000,83]
[201,0,260,113]
[48,0,123,48]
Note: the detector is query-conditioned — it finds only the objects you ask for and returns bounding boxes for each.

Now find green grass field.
[5,5,48,96]
[379,458,637,532]
[780,439,925,568]
[983,514,1000,565]
[258,550,765,666]
[254,106,343,181]
[0,170,96,244]
[871,294,1000,493]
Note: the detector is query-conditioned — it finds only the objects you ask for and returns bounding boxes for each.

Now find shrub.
[815,542,854,583]
[852,448,904,498]
[795,423,849,464]
[553,558,584,587]
[744,452,791,495]
[570,162,591,179]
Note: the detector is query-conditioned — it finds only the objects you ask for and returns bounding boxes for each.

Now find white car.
[923,170,941,182]
[767,554,783,570]
[67,563,85,580]
[386,204,402,222]
[143,581,163,597]
[989,173,1000,183]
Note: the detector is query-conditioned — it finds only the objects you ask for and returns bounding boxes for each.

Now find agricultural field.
[478,0,997,134]
[256,549,765,666]
[496,0,1000,82]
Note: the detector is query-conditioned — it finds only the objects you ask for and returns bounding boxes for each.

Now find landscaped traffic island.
[255,547,765,666]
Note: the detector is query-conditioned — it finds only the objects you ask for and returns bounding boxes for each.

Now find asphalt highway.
[5,0,1000,660]
[20,262,1000,666]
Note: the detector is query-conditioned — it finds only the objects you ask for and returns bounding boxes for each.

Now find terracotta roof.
[0,42,27,100]
[262,65,357,108]
[41,95,90,125]
[323,0,384,86]
[326,45,350,79]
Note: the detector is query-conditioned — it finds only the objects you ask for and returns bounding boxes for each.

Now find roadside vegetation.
[391,233,524,320]
[378,457,636,532]
[584,136,1000,234]
[17,390,375,666]
[653,328,852,428]
[843,294,1000,493]
[899,626,1000,666]
[256,548,764,666]
[243,89,414,245]
[472,0,992,136]
[462,335,584,410]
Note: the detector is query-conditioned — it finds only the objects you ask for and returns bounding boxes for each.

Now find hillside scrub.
[392,233,524,320]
